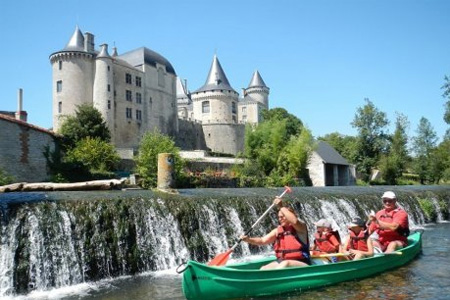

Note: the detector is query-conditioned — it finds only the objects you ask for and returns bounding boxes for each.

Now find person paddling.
[240,197,310,269]
[343,217,374,260]
[368,191,410,253]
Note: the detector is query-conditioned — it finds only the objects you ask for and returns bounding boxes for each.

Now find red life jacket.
[274,225,309,261]
[314,231,339,253]
[347,230,369,252]
[376,208,409,245]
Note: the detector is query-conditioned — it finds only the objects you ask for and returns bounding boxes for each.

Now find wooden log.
[1,179,127,192]
[0,182,25,193]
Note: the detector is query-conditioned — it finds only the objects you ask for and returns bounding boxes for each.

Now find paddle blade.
[208,249,233,266]
[284,186,292,194]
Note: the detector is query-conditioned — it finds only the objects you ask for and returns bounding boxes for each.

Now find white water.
[0,189,445,298]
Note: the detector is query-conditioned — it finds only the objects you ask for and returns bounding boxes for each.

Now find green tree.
[261,108,303,137]
[59,104,111,149]
[275,128,315,186]
[412,117,437,184]
[441,76,450,139]
[429,139,450,183]
[65,137,120,173]
[240,108,313,187]
[135,129,184,189]
[380,113,410,184]
[351,98,389,182]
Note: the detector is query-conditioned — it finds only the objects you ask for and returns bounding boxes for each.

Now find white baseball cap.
[382,191,396,199]
[315,219,331,228]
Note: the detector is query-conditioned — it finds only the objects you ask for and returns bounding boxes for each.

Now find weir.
[0,185,448,297]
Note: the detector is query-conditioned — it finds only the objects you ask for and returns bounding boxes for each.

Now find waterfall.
[0,186,448,297]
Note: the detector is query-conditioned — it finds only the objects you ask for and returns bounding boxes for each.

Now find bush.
[135,130,184,189]
[418,198,437,222]
[65,137,120,173]
[0,168,14,185]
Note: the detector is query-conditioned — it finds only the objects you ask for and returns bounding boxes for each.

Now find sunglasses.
[383,199,395,204]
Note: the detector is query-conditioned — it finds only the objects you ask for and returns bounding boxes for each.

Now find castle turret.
[190,55,243,155]
[49,26,95,132]
[245,70,269,108]
[239,70,270,124]
[191,55,239,124]
[93,44,114,136]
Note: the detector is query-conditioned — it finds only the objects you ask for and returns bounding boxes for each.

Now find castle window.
[56,80,62,92]
[136,76,142,87]
[202,101,210,113]
[58,61,62,70]
[126,107,132,119]
[108,84,111,92]
[231,102,236,114]
[108,100,111,109]
[232,115,237,123]
[136,92,142,104]
[126,90,132,101]
[126,73,132,84]
[136,109,142,121]
[242,107,247,114]
[58,101,62,113]
[158,68,165,87]
[108,66,110,72]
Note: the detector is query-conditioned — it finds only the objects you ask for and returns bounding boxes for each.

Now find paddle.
[311,251,403,258]
[207,186,293,267]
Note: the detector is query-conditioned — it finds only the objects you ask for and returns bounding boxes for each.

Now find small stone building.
[0,114,57,183]
[308,141,356,186]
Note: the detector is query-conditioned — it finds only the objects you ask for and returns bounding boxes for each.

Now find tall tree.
[261,108,303,137]
[412,117,437,184]
[380,113,410,184]
[441,76,450,139]
[240,108,312,186]
[351,98,389,182]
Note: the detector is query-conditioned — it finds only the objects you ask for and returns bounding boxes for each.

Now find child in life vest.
[311,219,341,262]
[343,217,374,260]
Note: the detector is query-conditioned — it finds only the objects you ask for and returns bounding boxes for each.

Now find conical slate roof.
[63,26,85,51]
[248,70,267,88]
[194,55,236,93]
[97,44,111,58]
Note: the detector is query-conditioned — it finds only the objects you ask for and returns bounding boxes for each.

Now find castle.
[50,26,270,155]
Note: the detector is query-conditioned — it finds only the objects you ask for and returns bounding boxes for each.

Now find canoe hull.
[182,231,422,300]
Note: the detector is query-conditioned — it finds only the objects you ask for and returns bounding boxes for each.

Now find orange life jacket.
[376,208,409,245]
[347,229,369,252]
[274,225,309,262]
[314,231,339,253]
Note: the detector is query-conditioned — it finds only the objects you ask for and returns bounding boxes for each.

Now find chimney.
[84,32,95,52]
[241,88,246,97]
[15,88,28,122]
[184,79,188,92]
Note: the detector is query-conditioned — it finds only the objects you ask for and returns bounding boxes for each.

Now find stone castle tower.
[49,26,178,149]
[50,26,269,155]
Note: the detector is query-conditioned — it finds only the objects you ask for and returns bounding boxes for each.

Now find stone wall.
[0,115,56,182]
[201,123,245,155]
[175,119,208,151]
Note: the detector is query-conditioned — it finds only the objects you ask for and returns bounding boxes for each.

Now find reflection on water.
[16,223,450,300]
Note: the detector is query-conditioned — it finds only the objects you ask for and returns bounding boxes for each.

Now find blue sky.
[1,0,449,142]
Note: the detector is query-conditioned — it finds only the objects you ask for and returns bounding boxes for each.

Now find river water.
[7,222,449,300]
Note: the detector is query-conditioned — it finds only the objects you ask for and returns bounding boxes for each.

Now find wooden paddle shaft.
[230,187,291,251]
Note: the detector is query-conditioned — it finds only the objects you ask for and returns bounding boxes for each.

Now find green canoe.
[181,231,422,300]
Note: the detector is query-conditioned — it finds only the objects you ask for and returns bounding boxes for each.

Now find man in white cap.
[368,191,409,253]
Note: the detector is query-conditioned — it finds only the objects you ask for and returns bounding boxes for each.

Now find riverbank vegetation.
[36,75,450,189]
